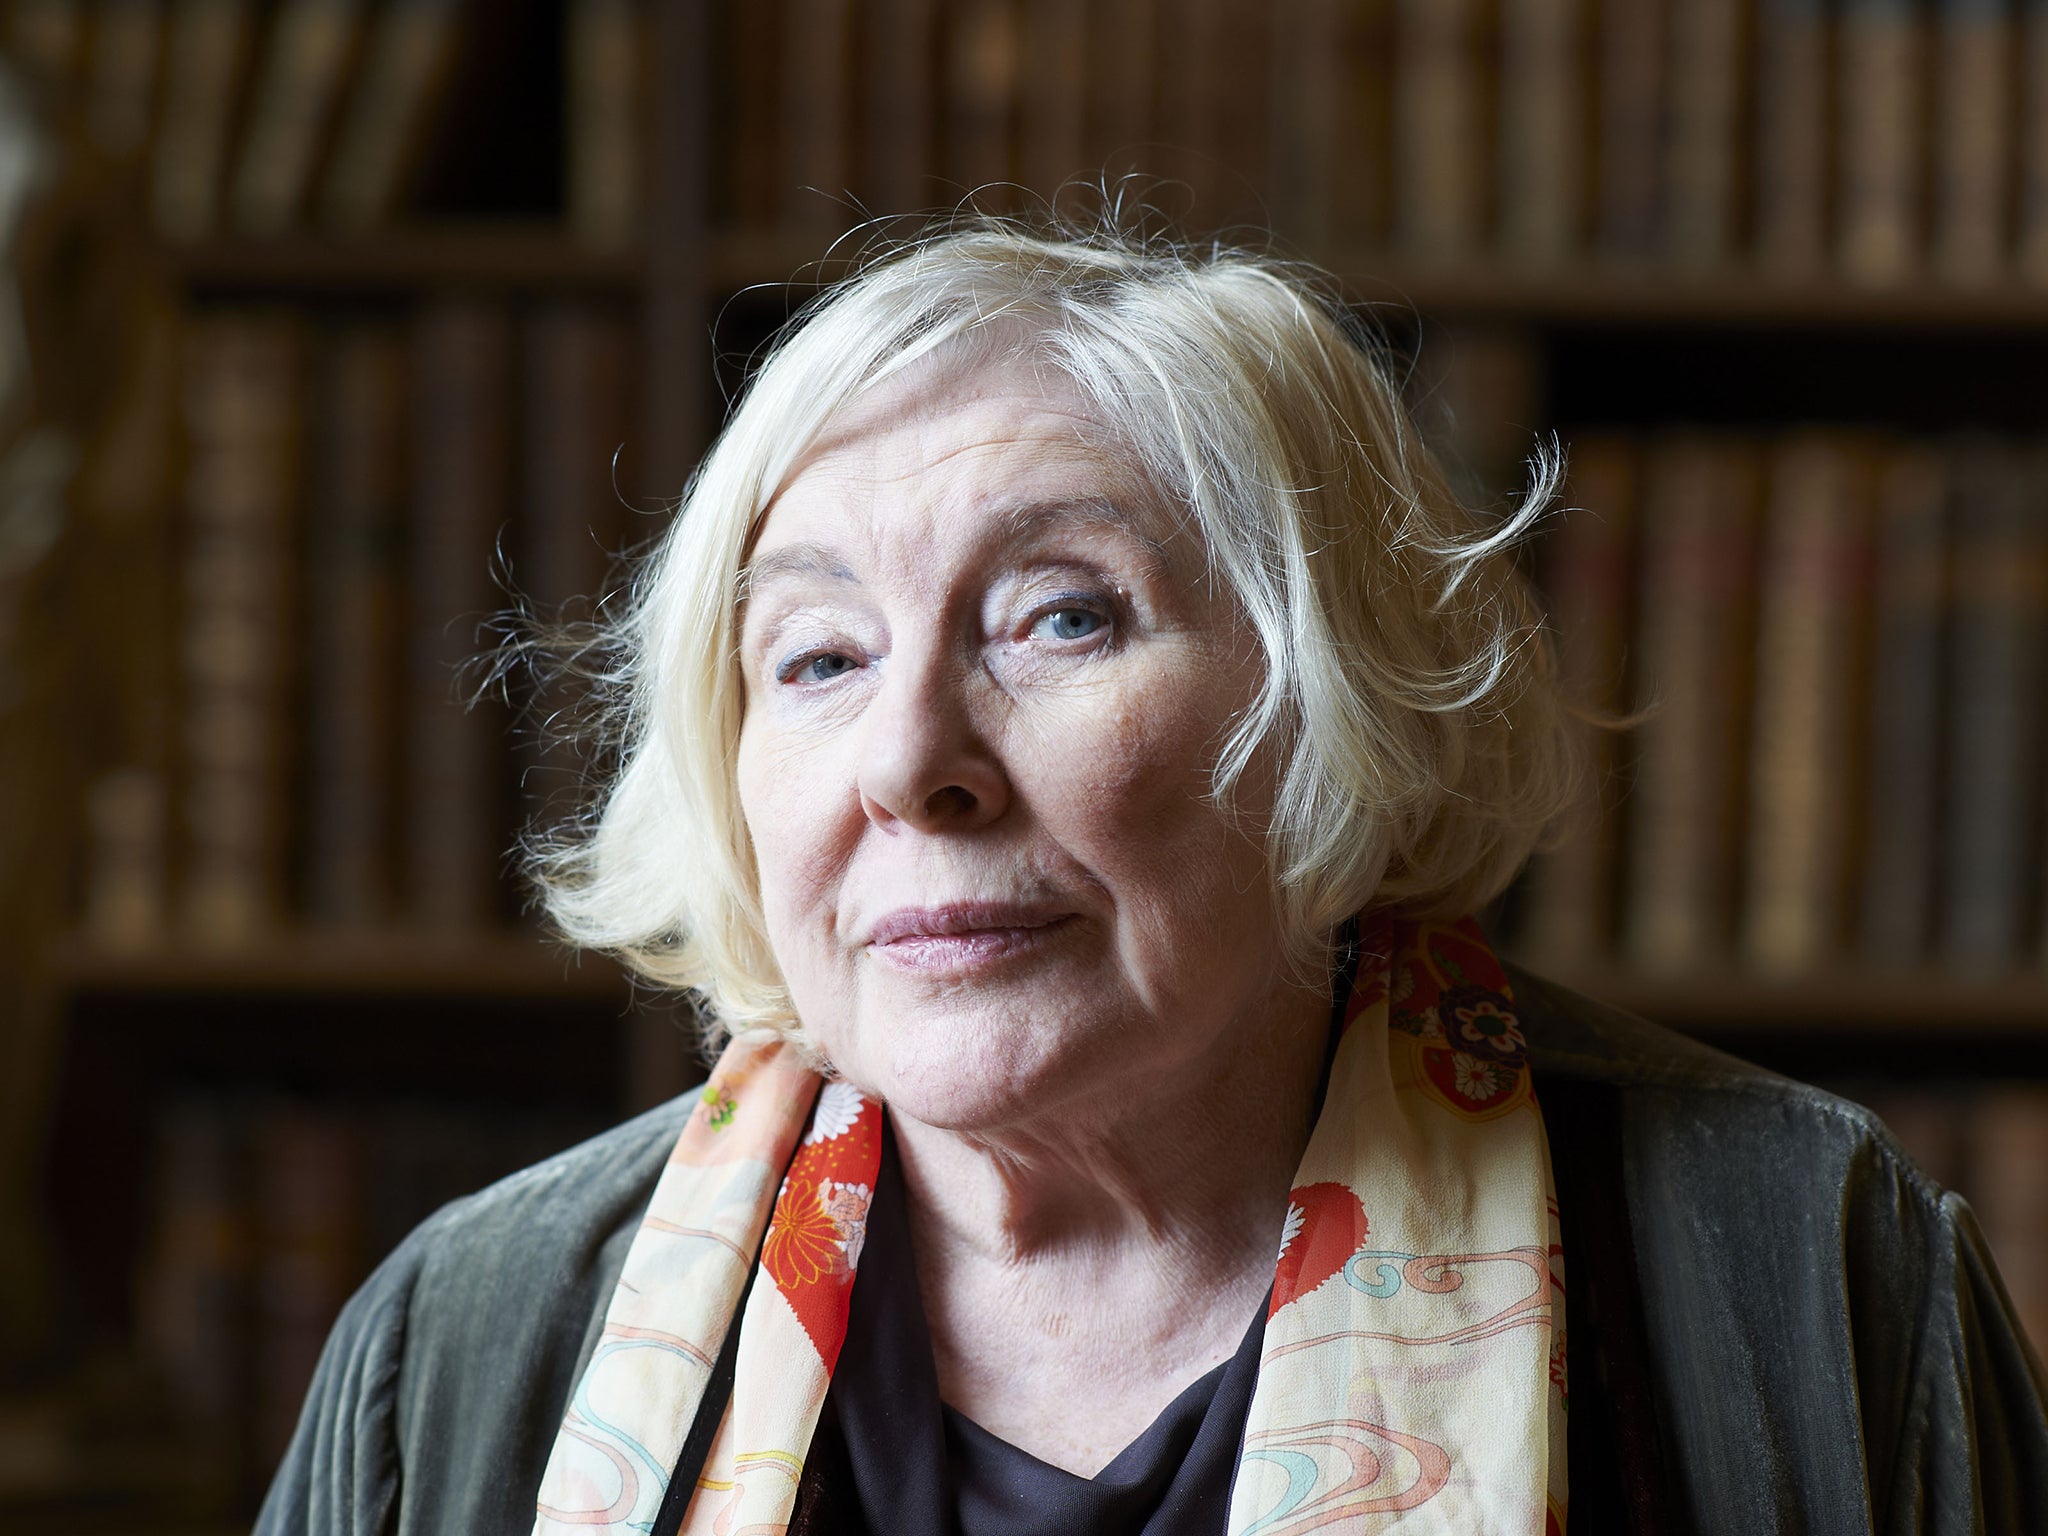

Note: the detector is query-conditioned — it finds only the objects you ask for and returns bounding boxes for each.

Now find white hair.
[529,219,1580,1041]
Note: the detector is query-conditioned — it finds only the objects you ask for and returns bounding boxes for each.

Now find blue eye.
[1035,606,1106,641]
[782,651,858,685]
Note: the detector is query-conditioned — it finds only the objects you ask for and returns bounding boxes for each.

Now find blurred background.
[0,0,2045,1529]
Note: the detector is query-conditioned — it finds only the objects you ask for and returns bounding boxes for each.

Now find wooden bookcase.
[6,0,2048,1528]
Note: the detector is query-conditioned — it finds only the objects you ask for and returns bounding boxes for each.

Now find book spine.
[1521,434,1638,964]
[1857,444,1950,961]
[1156,0,1227,219]
[151,0,255,239]
[318,0,461,231]
[1940,440,2048,965]
[866,0,940,213]
[1965,1086,2048,1355]
[1625,436,1763,971]
[230,0,363,236]
[781,0,855,229]
[1084,0,1156,178]
[1741,434,1877,971]
[86,0,164,160]
[1596,0,1667,260]
[1752,0,1833,275]
[567,0,646,249]
[1394,0,1485,256]
[1837,0,1927,285]
[1662,0,1746,267]
[179,313,301,946]
[1329,0,1395,249]
[944,0,1020,208]
[304,325,407,927]
[1269,0,1344,249]
[405,302,512,932]
[2021,0,2048,277]
[1932,0,2015,282]
[1497,0,1584,265]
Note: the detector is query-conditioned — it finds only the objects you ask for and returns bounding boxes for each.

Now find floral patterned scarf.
[530,914,1567,1534]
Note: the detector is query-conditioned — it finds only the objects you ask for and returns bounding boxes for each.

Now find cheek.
[736,725,857,938]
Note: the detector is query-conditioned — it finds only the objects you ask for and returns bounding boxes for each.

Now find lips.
[862,902,1074,971]
[864,901,1071,948]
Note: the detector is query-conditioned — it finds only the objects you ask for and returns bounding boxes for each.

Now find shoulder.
[1507,959,1938,1208]
[258,1090,702,1536]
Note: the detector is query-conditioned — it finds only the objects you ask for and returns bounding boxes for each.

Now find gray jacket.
[256,970,2048,1534]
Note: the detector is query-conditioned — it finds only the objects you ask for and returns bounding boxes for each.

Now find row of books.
[1519,429,2048,974]
[84,300,639,949]
[714,0,2048,286]
[2,0,642,245]
[135,1087,603,1482]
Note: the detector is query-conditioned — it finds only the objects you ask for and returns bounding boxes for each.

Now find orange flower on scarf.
[763,1175,841,1288]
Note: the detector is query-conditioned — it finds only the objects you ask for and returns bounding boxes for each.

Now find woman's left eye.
[1030,606,1107,642]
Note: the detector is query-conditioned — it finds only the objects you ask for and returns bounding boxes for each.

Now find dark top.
[791,1126,1267,1535]
[254,966,2048,1536]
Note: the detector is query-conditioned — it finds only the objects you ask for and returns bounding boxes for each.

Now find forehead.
[752,350,1171,552]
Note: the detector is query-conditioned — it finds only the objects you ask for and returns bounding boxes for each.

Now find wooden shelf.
[172,226,643,296]
[708,229,2048,332]
[47,930,633,1001]
[1548,966,2048,1036]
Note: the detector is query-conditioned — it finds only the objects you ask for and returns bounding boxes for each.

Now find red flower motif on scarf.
[762,1175,842,1288]
[1270,1181,1370,1317]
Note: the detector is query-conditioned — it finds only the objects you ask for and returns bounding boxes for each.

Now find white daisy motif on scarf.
[1277,1200,1306,1262]
[803,1080,865,1145]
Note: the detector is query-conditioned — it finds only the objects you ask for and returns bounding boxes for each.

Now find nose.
[854,650,1011,833]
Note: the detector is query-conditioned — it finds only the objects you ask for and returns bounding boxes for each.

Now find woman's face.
[735,354,1297,1136]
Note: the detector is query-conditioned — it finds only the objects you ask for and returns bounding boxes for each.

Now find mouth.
[863,902,1075,973]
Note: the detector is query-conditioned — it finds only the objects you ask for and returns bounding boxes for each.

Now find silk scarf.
[530,914,1567,1534]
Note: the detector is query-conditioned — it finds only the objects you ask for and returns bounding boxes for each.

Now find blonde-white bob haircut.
[533,219,1579,1039]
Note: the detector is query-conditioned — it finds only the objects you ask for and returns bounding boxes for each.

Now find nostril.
[925,785,977,819]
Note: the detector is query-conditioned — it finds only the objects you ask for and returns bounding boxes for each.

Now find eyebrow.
[739,495,1172,599]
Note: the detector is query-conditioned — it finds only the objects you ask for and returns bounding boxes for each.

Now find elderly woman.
[259,227,2047,1536]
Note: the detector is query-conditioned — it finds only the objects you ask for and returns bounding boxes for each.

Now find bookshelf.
[6,0,2048,1527]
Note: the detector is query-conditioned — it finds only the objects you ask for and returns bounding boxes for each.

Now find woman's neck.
[885,965,1332,1474]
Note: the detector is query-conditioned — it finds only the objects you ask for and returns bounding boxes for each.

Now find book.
[1155,0,1227,219]
[1965,1086,2048,1355]
[1520,435,1638,966]
[1838,0,1926,285]
[1496,0,1583,265]
[1940,441,2048,966]
[1625,436,1764,971]
[864,0,939,213]
[1269,0,1344,249]
[1753,0,1832,275]
[567,0,645,248]
[1596,0,1667,260]
[722,0,783,229]
[229,0,364,236]
[250,1100,360,1467]
[1393,0,1486,256]
[82,766,168,950]
[944,0,1019,207]
[1858,444,1950,963]
[1085,0,1155,180]
[1741,434,1878,971]
[1327,0,1394,249]
[518,305,635,835]
[318,0,462,231]
[178,313,301,946]
[1932,0,2016,282]
[151,0,255,239]
[782,0,855,230]
[1662,0,1745,267]
[85,0,163,160]
[406,302,512,932]
[303,325,407,927]
[2022,0,2048,278]
[5,0,84,94]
